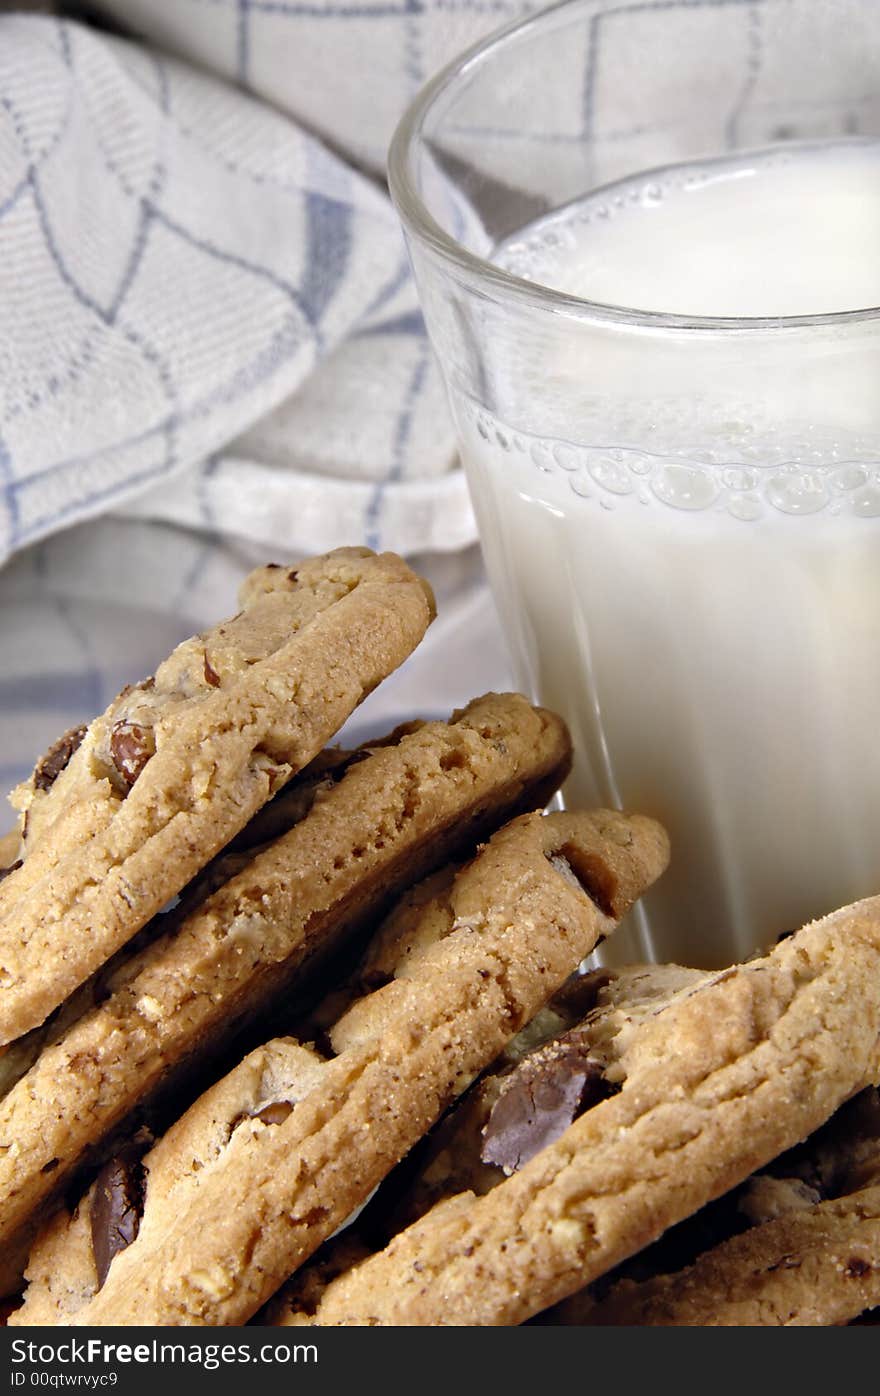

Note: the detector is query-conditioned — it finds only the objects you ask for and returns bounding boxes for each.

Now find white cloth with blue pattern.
[0,3,529,565]
[0,0,532,796]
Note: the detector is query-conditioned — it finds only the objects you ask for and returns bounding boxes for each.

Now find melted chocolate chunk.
[33,725,87,792]
[109,722,156,788]
[203,653,221,687]
[481,1028,612,1174]
[90,1155,146,1287]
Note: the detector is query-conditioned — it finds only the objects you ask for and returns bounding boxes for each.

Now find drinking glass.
[389,0,880,967]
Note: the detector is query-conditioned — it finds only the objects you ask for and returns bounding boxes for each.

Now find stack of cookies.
[2,546,879,1327]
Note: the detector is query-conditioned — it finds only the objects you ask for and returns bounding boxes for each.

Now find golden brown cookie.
[270,899,880,1326]
[554,1088,880,1325]
[265,964,704,1322]
[12,807,668,1325]
[0,548,434,1046]
[0,692,570,1294]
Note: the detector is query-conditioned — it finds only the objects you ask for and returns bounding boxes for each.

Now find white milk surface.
[458,140,880,967]
[498,140,880,316]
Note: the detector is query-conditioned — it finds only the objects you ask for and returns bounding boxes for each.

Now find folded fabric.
[0,1,531,568]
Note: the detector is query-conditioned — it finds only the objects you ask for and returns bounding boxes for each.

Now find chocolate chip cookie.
[0,692,570,1293]
[554,1087,880,1325]
[0,548,435,1046]
[270,899,880,1325]
[12,807,668,1325]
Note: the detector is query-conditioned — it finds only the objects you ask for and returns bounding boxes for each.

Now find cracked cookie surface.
[0,692,570,1293]
[0,548,435,1047]
[554,1087,880,1326]
[12,807,668,1325]
[270,899,880,1326]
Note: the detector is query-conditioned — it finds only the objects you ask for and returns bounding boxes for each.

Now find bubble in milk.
[651,463,718,510]
[831,464,868,491]
[589,456,634,494]
[727,494,763,521]
[851,486,880,517]
[766,471,829,515]
[722,466,759,491]
[552,443,579,471]
[569,473,592,498]
[530,443,553,472]
[627,453,653,476]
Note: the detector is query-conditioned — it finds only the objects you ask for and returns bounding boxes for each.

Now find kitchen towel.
[0,2,532,565]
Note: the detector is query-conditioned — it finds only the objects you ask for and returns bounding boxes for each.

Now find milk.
[453,139,880,967]
[497,141,880,316]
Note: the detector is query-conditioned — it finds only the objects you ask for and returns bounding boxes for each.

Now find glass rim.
[387,0,880,334]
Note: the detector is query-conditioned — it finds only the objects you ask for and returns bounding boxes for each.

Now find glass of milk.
[389,0,880,968]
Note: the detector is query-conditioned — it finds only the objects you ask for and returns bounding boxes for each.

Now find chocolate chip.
[109,722,155,788]
[253,1101,294,1126]
[846,1257,872,1278]
[203,653,221,687]
[0,859,22,884]
[481,1029,613,1174]
[33,725,87,792]
[287,569,299,583]
[90,1155,146,1287]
